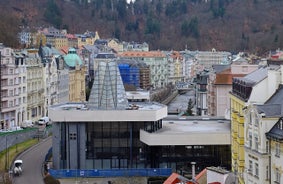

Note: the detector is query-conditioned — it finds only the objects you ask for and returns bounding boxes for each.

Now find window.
[255,136,259,150]
[249,160,253,174]
[9,79,13,85]
[276,168,281,183]
[255,163,259,177]
[9,101,13,107]
[275,142,280,157]
[266,141,269,154]
[70,133,77,140]
[266,166,269,180]
[249,133,252,148]
[9,90,13,97]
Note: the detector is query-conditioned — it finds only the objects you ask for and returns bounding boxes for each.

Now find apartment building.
[207,62,258,117]
[266,117,283,184]
[194,49,231,73]
[167,51,186,85]
[0,44,23,129]
[25,50,45,122]
[230,66,277,184]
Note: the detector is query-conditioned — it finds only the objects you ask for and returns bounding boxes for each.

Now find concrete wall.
[0,128,38,152]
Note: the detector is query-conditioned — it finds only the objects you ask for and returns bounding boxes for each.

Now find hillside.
[1,0,283,55]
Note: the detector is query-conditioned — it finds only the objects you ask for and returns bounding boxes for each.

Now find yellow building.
[230,67,269,184]
[230,94,245,183]
[54,35,68,50]
[77,31,100,47]
[63,48,86,102]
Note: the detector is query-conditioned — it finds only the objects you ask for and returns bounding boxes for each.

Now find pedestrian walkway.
[58,176,148,184]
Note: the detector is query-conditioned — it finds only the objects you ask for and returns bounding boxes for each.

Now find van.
[21,120,33,128]
[38,117,50,125]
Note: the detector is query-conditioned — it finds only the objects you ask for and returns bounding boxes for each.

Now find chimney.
[191,162,196,179]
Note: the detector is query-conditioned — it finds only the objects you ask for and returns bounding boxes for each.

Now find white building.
[0,44,20,129]
[25,50,45,122]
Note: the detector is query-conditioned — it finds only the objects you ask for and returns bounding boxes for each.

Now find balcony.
[1,105,17,113]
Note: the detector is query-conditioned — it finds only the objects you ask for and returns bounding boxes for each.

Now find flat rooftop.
[49,102,168,122]
[140,117,231,146]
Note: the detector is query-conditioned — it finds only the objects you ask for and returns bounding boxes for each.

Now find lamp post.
[5,135,9,171]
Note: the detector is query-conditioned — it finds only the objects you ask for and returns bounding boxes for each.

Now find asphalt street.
[12,136,52,184]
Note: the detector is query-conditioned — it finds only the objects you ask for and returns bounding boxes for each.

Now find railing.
[49,168,172,178]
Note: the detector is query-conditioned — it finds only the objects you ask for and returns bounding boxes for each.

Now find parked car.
[38,117,50,125]
[21,120,34,128]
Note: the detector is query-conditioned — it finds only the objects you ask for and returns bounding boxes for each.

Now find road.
[167,89,195,114]
[12,136,52,184]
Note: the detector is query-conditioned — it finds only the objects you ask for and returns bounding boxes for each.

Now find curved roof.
[63,48,83,67]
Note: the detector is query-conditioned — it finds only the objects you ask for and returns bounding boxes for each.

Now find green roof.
[63,48,83,67]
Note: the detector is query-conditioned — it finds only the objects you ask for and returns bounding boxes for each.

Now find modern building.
[49,59,231,178]
[49,59,168,170]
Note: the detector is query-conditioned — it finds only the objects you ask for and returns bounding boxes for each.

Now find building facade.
[0,44,22,129]
[26,50,45,122]
[118,51,168,88]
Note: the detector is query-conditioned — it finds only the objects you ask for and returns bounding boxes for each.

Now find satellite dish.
[225,172,237,184]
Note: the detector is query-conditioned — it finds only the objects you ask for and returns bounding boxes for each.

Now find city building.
[118,51,168,88]
[14,51,28,128]
[167,51,186,85]
[194,49,231,72]
[49,59,231,178]
[117,58,150,90]
[230,66,271,184]
[266,117,283,184]
[63,48,86,102]
[0,44,25,129]
[25,49,45,123]
[194,71,209,116]
[243,65,283,184]
[107,38,123,53]
[49,59,168,170]
[207,62,258,118]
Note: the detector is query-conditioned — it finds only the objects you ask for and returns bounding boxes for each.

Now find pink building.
[207,62,258,118]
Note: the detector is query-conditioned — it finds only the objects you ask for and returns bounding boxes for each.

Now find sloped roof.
[214,68,246,85]
[266,117,283,141]
[242,66,268,84]
[256,84,283,117]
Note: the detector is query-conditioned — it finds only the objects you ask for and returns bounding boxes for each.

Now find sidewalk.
[58,177,148,184]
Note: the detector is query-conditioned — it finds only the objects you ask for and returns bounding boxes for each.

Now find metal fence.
[49,168,172,178]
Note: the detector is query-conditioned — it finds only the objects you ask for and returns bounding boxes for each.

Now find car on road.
[38,117,50,125]
[13,160,23,176]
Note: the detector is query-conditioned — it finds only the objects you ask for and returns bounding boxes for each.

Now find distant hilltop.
[1,0,283,54]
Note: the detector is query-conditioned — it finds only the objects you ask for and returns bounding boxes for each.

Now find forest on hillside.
[1,0,283,55]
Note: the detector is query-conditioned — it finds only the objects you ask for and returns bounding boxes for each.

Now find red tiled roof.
[215,68,246,85]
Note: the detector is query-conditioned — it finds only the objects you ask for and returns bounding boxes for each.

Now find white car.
[38,117,50,125]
